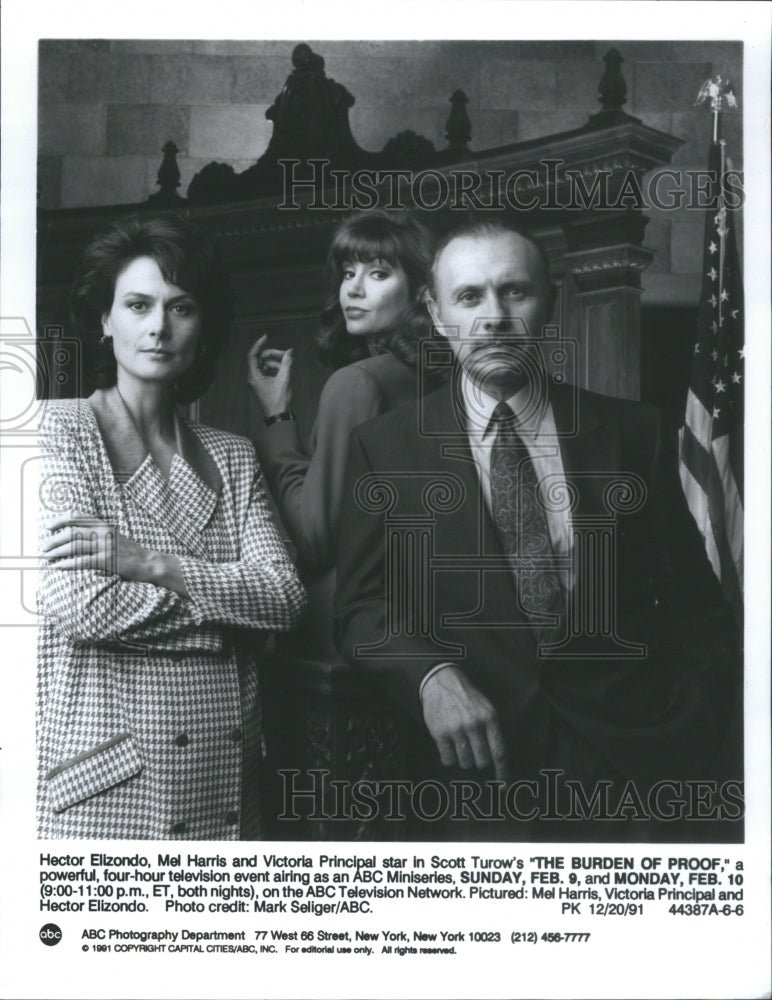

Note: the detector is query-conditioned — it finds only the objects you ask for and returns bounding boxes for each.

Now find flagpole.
[682,72,744,620]
[718,136,726,332]
[697,75,737,360]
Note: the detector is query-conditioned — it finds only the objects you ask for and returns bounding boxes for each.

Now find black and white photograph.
[1,2,770,998]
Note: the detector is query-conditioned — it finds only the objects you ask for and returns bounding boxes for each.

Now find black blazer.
[334,380,739,789]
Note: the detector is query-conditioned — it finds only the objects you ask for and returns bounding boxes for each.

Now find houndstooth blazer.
[37,388,306,840]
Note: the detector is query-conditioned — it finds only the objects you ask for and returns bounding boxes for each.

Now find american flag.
[679,137,744,623]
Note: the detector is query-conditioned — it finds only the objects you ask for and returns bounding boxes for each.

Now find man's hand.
[421,666,510,782]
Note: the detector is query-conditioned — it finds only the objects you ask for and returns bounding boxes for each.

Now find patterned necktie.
[489,400,564,648]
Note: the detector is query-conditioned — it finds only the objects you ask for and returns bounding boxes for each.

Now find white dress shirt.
[459,372,572,561]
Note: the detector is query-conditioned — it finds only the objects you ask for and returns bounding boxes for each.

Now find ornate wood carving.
[147,141,185,207]
[446,90,472,153]
[187,43,478,204]
[170,44,678,207]
[587,47,641,128]
[260,653,410,840]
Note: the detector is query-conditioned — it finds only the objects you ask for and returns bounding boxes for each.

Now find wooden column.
[561,210,653,400]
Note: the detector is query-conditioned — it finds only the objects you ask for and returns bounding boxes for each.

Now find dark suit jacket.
[334,379,740,801]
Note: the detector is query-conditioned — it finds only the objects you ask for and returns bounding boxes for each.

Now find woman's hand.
[247,334,293,417]
[41,511,152,582]
[41,511,191,597]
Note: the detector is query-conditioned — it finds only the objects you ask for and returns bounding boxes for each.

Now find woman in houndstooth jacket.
[37,216,306,840]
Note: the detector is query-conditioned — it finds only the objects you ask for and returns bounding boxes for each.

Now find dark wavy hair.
[316,211,436,371]
[70,214,234,404]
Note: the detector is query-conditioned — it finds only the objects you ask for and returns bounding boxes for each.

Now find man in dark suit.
[334,217,740,841]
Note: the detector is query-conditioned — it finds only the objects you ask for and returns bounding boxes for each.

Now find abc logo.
[39,923,62,946]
